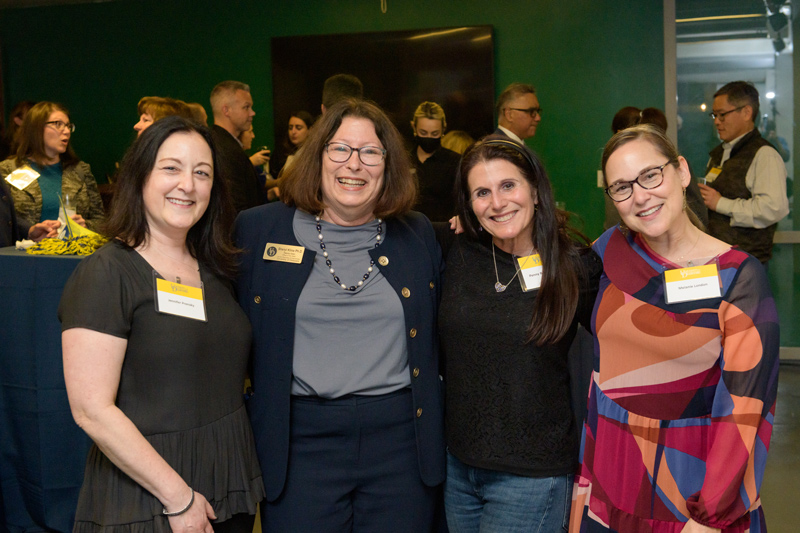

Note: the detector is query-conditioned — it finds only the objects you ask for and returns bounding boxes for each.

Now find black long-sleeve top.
[438,230,601,477]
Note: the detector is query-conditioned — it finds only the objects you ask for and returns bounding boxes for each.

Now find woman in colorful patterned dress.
[570,124,780,533]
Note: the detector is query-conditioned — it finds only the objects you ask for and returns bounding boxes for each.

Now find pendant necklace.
[492,242,533,293]
[151,246,199,284]
[316,215,383,291]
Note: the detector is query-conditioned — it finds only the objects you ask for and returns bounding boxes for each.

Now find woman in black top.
[438,137,601,532]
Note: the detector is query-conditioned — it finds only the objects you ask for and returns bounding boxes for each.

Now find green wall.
[1,0,665,239]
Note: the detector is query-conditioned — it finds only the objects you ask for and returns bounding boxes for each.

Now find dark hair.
[282,110,315,153]
[281,98,416,219]
[496,83,536,118]
[322,74,363,109]
[611,106,668,133]
[104,116,239,279]
[601,124,703,230]
[714,81,760,124]
[4,100,36,155]
[15,101,80,168]
[456,136,587,346]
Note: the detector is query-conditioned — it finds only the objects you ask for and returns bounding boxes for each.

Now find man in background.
[321,74,363,115]
[210,80,262,212]
[494,83,542,143]
[700,81,789,265]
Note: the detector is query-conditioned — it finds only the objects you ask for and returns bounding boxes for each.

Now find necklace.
[315,215,383,291]
[150,246,199,284]
[674,230,701,266]
[492,243,534,292]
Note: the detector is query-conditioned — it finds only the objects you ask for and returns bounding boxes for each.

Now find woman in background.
[571,124,779,533]
[61,116,264,533]
[133,96,195,136]
[1,100,36,160]
[269,110,314,178]
[0,101,104,231]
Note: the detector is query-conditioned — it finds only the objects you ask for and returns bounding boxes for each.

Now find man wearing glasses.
[699,81,789,266]
[494,83,542,143]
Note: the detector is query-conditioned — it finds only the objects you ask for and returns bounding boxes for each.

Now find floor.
[252,364,800,532]
[761,362,800,532]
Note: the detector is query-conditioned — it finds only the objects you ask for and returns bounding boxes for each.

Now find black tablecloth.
[0,247,91,532]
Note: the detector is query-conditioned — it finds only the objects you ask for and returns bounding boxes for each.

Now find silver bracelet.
[163,488,195,517]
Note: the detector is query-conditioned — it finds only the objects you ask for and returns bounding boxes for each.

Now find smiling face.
[142,131,214,240]
[43,110,71,161]
[288,116,309,146]
[133,113,154,136]
[605,139,690,240]
[468,158,537,253]
[320,116,385,226]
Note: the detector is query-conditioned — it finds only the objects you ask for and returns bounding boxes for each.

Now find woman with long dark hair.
[438,136,601,531]
[60,116,264,533]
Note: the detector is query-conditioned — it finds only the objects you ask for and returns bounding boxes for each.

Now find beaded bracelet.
[163,488,195,517]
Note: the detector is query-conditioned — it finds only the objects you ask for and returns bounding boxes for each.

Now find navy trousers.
[262,388,439,532]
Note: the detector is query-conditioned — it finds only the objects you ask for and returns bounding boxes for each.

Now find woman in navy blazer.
[235,99,445,532]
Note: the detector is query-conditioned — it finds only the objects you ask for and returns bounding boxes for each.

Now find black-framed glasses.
[45,120,76,133]
[509,107,542,118]
[325,142,386,166]
[709,106,744,121]
[605,160,674,202]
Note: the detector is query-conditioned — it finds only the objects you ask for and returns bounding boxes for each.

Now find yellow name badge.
[664,263,722,304]
[264,243,305,264]
[703,166,722,185]
[518,254,543,292]
[155,277,207,321]
[4,166,39,190]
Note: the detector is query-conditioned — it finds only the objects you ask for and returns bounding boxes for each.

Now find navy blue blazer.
[234,202,446,502]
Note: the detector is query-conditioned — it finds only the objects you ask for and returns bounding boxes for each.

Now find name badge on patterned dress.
[663,261,722,304]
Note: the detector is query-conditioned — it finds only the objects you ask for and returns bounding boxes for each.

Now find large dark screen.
[271,26,495,146]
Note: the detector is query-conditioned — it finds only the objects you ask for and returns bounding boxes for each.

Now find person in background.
[700,81,789,266]
[605,105,707,229]
[60,116,264,533]
[238,125,271,202]
[571,124,779,533]
[320,73,363,115]
[133,97,194,136]
[410,101,461,222]
[235,98,445,532]
[494,83,542,143]
[270,111,314,179]
[438,137,601,532]
[209,80,262,213]
[1,177,61,246]
[186,102,209,124]
[440,130,474,155]
[1,100,36,160]
[0,101,104,231]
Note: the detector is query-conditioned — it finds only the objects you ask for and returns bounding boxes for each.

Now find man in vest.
[699,81,789,265]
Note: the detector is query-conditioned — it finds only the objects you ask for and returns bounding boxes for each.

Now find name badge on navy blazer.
[264,243,305,263]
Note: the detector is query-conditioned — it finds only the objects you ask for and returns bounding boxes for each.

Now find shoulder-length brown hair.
[104,115,239,279]
[280,98,416,219]
[15,101,80,168]
[456,137,588,346]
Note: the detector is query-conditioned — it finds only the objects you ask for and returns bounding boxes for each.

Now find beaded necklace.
[315,215,383,291]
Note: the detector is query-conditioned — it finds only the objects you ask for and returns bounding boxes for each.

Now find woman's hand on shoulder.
[166,490,217,533]
[449,215,464,234]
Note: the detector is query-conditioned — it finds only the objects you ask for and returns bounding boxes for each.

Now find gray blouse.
[290,210,410,398]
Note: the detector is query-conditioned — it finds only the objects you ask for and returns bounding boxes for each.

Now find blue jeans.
[444,452,571,533]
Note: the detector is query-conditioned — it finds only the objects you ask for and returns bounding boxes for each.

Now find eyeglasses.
[508,107,542,118]
[325,142,386,166]
[605,160,674,202]
[45,120,76,133]
[709,106,744,121]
